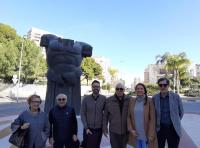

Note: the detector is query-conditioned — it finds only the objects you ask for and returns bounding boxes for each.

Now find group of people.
[11,93,78,148]
[10,77,184,148]
[80,78,183,148]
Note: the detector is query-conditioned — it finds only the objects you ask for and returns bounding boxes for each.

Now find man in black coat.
[49,93,78,148]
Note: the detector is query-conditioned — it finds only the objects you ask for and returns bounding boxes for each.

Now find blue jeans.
[136,139,148,148]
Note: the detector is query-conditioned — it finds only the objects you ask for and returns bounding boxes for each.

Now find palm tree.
[108,67,118,86]
[156,52,170,65]
[168,52,190,93]
[155,52,170,77]
[156,52,191,93]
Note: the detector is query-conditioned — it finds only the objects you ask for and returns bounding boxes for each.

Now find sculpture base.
[44,80,81,115]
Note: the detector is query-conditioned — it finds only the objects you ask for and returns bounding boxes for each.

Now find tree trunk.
[173,70,176,93]
[176,70,180,94]
[87,78,88,86]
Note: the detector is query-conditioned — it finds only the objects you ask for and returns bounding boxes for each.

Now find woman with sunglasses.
[127,83,158,148]
[49,93,78,148]
[11,94,49,148]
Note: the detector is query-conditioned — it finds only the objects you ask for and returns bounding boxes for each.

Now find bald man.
[49,94,78,148]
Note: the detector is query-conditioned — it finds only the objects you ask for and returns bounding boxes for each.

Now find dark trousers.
[110,132,128,148]
[157,124,180,148]
[83,128,102,148]
[54,141,71,148]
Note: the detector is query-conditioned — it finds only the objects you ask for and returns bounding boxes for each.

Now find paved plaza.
[0,113,199,148]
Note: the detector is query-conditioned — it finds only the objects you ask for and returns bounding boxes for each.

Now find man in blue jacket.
[152,78,184,148]
[49,93,78,148]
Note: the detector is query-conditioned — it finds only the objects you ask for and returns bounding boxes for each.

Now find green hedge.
[128,83,159,96]
[184,89,200,97]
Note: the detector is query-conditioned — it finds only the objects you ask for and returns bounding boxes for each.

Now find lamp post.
[119,60,124,80]
[16,35,26,103]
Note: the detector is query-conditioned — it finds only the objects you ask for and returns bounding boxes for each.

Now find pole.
[120,60,124,80]
[17,38,24,103]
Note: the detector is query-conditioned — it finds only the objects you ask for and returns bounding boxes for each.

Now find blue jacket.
[49,105,77,142]
[11,110,49,148]
[152,91,184,137]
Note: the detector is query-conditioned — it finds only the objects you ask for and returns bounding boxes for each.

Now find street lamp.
[119,60,124,80]
[16,35,27,103]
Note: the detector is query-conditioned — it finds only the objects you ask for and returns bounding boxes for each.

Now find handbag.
[71,139,80,148]
[9,127,28,148]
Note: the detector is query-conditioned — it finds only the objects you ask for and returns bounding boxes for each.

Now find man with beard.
[81,80,106,148]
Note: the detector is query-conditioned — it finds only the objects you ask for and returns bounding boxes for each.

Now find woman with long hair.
[127,83,158,148]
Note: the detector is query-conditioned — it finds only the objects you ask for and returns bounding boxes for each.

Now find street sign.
[12,75,18,84]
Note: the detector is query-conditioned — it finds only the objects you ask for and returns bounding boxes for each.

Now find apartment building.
[144,64,165,83]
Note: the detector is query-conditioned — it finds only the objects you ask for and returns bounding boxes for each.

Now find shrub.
[102,83,111,91]
[145,83,159,96]
[128,83,159,96]
[184,89,200,97]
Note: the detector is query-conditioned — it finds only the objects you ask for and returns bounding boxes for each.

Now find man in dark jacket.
[103,82,131,148]
[81,80,106,148]
[49,93,78,148]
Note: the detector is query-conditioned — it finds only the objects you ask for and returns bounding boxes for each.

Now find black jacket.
[49,105,77,142]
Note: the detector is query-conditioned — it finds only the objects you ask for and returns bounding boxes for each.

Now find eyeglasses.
[31,101,41,104]
[92,85,100,88]
[116,88,124,91]
[158,84,168,87]
[58,98,66,101]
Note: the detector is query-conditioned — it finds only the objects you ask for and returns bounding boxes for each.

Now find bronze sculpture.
[40,34,92,114]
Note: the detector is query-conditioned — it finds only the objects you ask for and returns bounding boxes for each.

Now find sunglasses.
[116,88,124,91]
[58,98,66,101]
[158,84,168,87]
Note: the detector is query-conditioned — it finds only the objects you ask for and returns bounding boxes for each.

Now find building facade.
[189,63,200,77]
[196,64,200,77]
[27,27,51,58]
[144,64,165,83]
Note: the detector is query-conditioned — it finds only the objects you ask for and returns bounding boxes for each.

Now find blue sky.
[1,0,200,82]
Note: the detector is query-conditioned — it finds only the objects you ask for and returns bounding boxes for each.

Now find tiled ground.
[0,114,199,148]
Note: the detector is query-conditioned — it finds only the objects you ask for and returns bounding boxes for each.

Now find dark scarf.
[115,94,125,115]
[92,94,99,101]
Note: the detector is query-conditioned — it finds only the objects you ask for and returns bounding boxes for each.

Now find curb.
[182,99,200,102]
